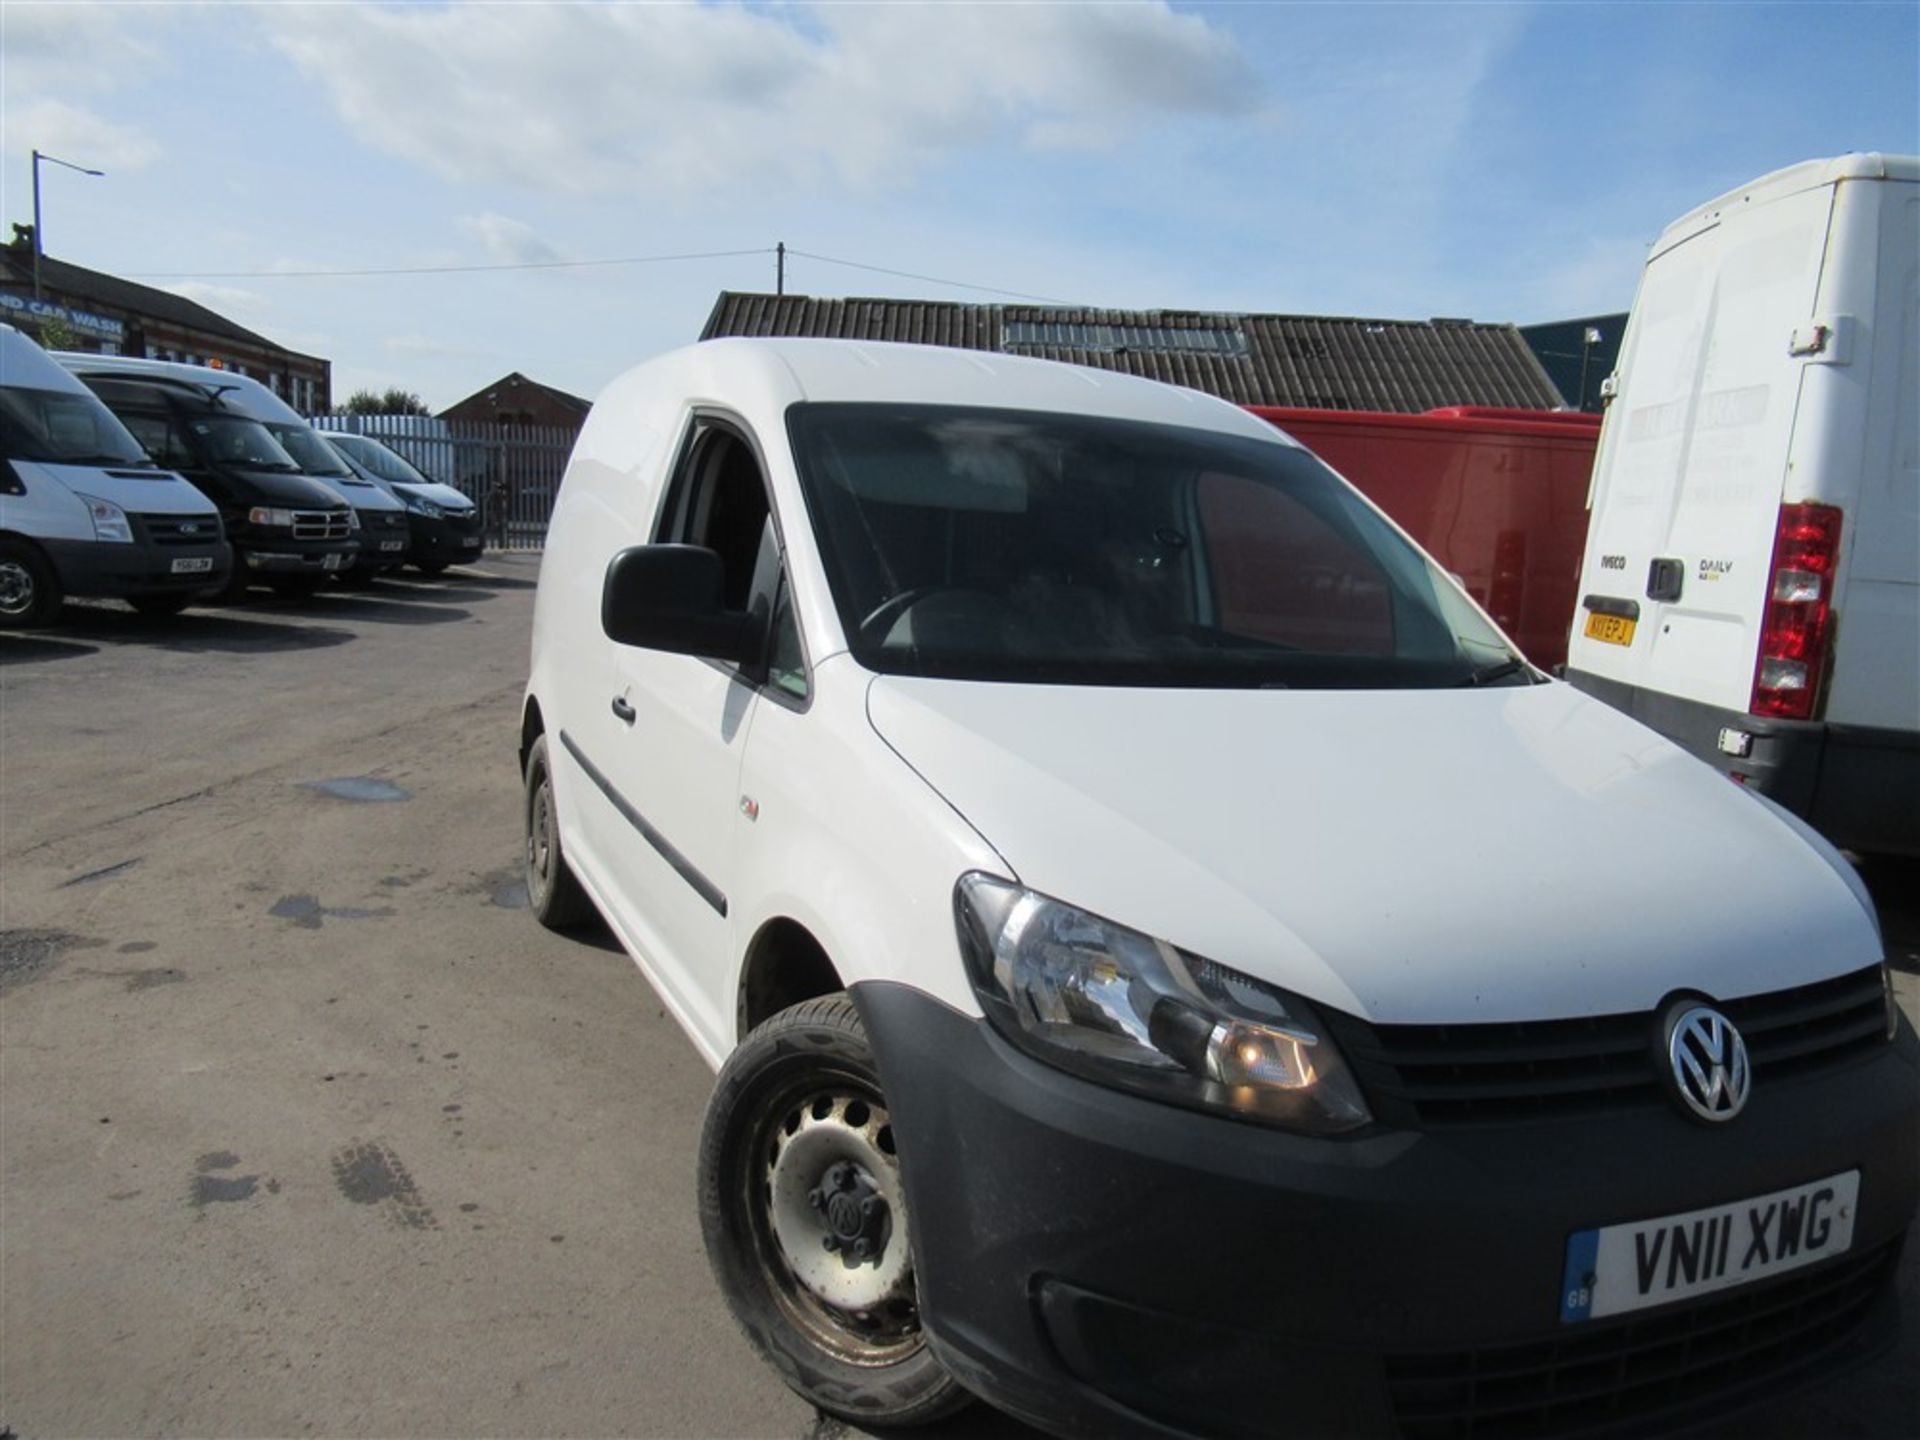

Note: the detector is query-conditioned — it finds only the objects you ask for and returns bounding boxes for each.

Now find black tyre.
[128,593,194,617]
[698,995,969,1428]
[215,562,253,603]
[0,538,62,628]
[268,576,327,599]
[524,734,595,929]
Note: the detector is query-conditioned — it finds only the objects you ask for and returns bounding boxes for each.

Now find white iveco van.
[1566,155,1919,856]
[522,339,1915,1440]
[1,323,228,624]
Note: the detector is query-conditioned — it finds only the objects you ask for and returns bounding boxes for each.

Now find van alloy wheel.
[699,995,968,1426]
[0,542,60,628]
[0,558,34,616]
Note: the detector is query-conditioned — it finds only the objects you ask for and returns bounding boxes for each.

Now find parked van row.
[0,326,485,626]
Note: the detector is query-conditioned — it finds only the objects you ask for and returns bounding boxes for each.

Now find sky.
[2,1,1915,412]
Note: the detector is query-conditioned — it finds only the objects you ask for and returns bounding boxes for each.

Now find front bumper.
[350,510,412,570]
[406,508,485,565]
[42,536,231,599]
[854,982,1918,1440]
[1566,669,1920,857]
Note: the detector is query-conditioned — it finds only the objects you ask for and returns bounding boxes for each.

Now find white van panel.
[1826,190,1919,729]
[1573,182,1836,710]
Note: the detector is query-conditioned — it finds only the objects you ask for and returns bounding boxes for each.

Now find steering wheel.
[858,586,974,643]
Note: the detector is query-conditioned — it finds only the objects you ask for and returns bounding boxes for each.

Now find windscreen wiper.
[1460,658,1533,687]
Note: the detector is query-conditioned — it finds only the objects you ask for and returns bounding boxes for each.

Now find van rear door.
[1568,180,1837,712]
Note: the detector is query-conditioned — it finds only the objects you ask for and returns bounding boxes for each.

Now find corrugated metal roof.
[700,293,1563,412]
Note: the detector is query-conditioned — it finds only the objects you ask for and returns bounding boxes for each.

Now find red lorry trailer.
[1247,405,1602,670]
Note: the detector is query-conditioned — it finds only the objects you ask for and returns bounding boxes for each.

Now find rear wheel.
[128,593,194,617]
[524,734,594,929]
[0,540,62,628]
[698,995,969,1428]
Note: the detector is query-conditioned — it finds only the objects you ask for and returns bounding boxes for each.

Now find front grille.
[291,509,352,541]
[135,513,222,546]
[1387,1242,1898,1440]
[1330,966,1888,1128]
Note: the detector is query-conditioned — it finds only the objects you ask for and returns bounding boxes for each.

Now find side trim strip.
[557,728,728,917]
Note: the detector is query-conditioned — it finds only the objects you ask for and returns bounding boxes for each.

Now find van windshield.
[269,423,360,480]
[329,433,433,486]
[787,403,1526,689]
[0,384,154,467]
[186,416,300,471]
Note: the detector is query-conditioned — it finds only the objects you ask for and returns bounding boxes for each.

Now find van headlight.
[75,493,133,544]
[249,506,296,528]
[402,494,444,519]
[955,874,1371,1134]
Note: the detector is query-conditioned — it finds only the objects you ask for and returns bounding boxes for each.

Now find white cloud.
[0,5,171,168]
[3,98,160,169]
[383,333,485,360]
[456,213,564,266]
[262,2,1263,195]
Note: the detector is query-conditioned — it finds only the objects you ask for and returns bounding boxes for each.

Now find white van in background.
[1,323,228,624]
[1566,154,1918,856]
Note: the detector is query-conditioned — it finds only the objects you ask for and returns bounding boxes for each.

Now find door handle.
[610,696,636,725]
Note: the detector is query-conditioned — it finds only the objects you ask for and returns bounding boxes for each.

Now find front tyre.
[698,995,969,1428]
[0,539,62,628]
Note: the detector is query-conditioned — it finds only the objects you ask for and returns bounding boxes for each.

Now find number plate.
[460,536,481,548]
[321,552,346,571]
[1584,611,1636,646]
[170,556,213,574]
[1560,1170,1859,1323]
[380,540,405,552]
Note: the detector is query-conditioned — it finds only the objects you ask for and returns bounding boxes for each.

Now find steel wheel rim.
[746,1073,923,1364]
[528,770,555,894]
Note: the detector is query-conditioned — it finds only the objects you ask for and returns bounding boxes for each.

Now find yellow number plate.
[1584,612,1637,647]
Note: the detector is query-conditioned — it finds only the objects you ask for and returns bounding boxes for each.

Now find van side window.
[119,413,193,469]
[658,420,808,700]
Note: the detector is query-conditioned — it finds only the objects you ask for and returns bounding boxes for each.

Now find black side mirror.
[601,544,764,666]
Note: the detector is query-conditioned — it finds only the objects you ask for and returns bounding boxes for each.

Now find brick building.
[2,226,331,411]
[439,371,591,436]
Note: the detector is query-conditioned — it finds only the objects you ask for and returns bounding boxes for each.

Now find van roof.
[1,323,101,398]
[1654,153,1920,254]
[635,337,1292,445]
[54,353,307,426]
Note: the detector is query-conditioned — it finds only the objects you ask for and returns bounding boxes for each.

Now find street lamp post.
[31,148,105,301]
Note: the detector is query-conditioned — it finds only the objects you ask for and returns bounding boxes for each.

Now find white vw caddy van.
[522,339,1916,1439]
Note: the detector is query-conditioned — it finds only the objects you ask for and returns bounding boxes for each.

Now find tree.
[344,387,430,416]
[33,315,78,352]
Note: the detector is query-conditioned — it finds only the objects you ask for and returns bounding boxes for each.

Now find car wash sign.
[0,291,126,341]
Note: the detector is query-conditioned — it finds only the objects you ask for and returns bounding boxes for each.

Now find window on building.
[1002,320,1251,357]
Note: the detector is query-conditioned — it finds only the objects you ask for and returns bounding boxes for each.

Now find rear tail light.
[1750,502,1842,720]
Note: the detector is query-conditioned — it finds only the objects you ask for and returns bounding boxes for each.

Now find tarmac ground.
[1,552,1913,1438]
